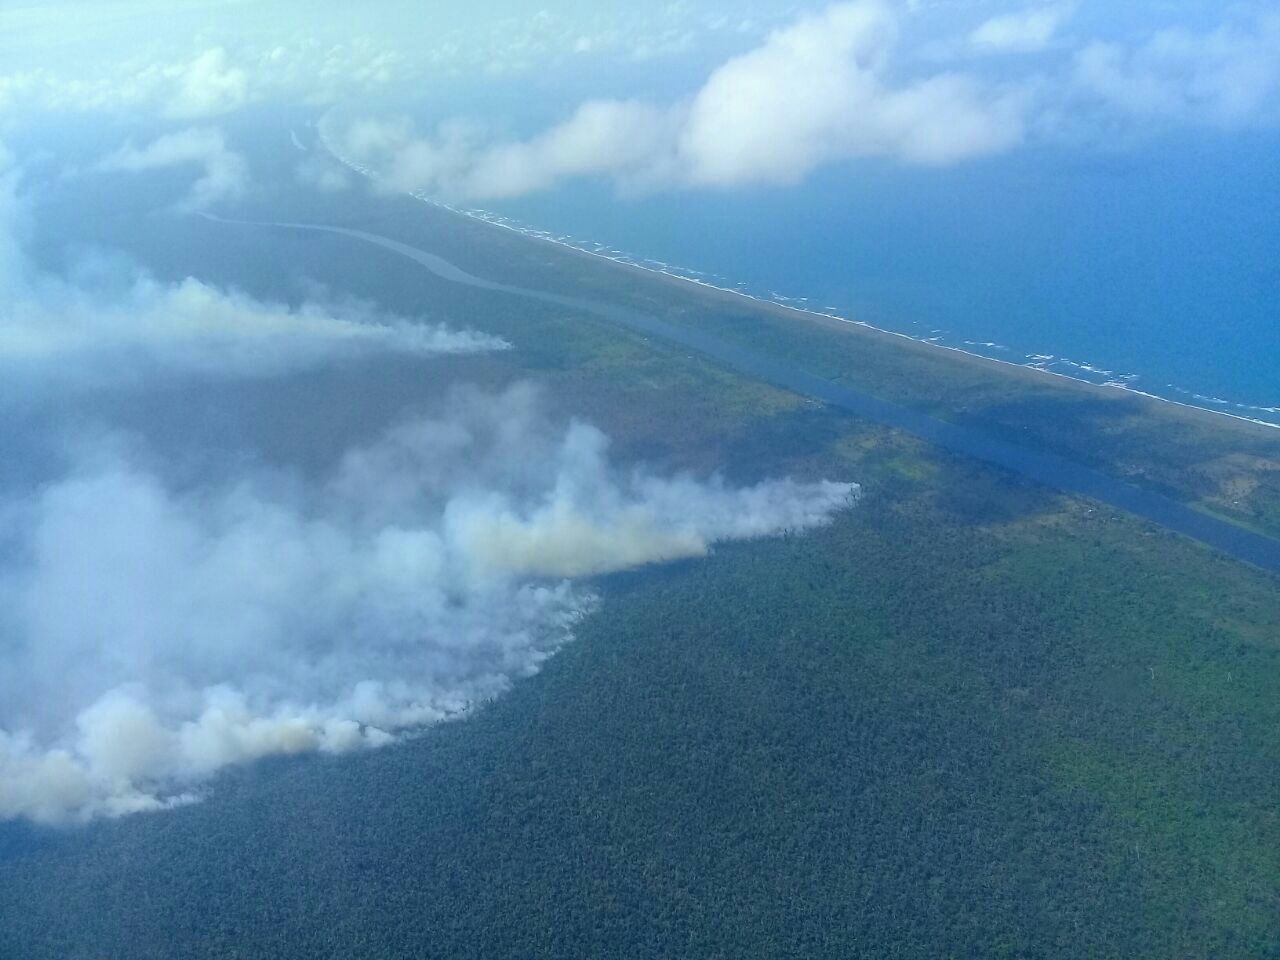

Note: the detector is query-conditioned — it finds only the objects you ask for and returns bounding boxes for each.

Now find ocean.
[477,130,1280,427]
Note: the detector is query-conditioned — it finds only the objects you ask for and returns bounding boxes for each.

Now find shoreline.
[198,208,1280,573]
[315,125,1279,435]
[456,206,1280,436]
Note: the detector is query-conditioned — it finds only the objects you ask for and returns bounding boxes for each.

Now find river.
[201,213,1280,576]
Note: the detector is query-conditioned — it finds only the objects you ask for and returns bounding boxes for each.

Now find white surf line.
[196,209,1280,575]
[315,126,1279,433]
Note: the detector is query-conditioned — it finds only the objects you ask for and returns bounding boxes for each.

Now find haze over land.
[0,150,855,822]
[1,3,1278,958]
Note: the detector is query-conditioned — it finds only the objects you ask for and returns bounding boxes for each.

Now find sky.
[0,0,1277,824]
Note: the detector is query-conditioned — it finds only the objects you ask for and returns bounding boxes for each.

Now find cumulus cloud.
[969,4,1075,54]
[4,1,734,108]
[676,1,1026,183]
[342,101,683,200]
[0,41,403,120]
[0,384,857,824]
[0,154,505,392]
[1073,13,1280,128]
[159,47,250,119]
[325,1,1028,202]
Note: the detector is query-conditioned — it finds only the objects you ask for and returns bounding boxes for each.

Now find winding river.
[201,214,1280,576]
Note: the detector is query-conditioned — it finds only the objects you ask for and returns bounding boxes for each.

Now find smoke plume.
[0,152,506,396]
[0,384,856,824]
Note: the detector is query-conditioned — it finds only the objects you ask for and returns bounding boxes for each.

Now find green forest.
[2,187,1278,959]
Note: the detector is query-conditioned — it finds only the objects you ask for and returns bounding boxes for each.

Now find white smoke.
[0,384,857,824]
[0,274,509,381]
[0,153,506,392]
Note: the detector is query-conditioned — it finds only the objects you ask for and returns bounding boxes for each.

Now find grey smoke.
[0,384,857,824]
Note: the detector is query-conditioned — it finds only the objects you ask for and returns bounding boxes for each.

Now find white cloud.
[159,47,250,119]
[0,40,402,120]
[97,127,249,211]
[1073,14,1280,128]
[677,1,1026,184]
[0,384,857,824]
[393,100,681,200]
[970,4,1074,54]
[328,1,1028,202]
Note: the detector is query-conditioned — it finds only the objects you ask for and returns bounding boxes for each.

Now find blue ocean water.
[485,132,1280,426]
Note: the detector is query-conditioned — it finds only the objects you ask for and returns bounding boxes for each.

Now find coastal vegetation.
[357,195,1280,541]
[2,188,1277,958]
